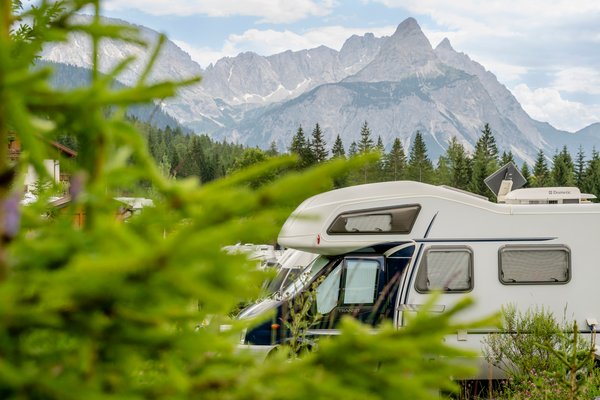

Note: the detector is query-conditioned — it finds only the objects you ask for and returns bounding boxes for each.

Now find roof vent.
[504,187,596,204]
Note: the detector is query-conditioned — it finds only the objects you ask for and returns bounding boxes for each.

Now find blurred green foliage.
[0,1,495,398]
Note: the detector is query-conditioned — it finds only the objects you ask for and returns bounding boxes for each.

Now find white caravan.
[238,179,600,377]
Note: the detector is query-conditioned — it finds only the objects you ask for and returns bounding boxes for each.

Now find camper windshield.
[279,255,330,299]
[237,298,279,320]
[264,250,319,295]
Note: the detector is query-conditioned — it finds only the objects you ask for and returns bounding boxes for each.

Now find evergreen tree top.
[310,123,328,163]
[331,134,346,159]
[358,120,374,154]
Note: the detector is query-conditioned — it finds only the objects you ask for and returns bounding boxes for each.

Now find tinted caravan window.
[499,245,570,284]
[415,247,473,293]
[327,205,420,234]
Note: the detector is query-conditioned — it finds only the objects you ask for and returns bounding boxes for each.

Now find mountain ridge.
[40,16,599,164]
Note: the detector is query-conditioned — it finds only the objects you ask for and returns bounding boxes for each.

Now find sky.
[97,0,600,132]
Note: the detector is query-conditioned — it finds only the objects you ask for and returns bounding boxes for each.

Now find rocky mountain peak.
[345,17,443,83]
[338,32,384,75]
[390,17,428,44]
[340,32,377,53]
[435,37,454,52]
[384,17,434,54]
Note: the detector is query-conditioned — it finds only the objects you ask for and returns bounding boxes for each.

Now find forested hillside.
[139,122,246,181]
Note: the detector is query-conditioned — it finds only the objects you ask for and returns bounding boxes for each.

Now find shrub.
[483,305,596,399]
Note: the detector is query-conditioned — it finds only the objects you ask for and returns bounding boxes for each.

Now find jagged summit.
[392,17,419,34]
[436,37,454,51]
[390,17,429,45]
[383,17,435,57]
[345,17,443,83]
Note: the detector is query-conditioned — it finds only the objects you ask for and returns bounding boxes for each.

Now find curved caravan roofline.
[278,181,492,255]
[278,181,600,255]
[293,181,488,209]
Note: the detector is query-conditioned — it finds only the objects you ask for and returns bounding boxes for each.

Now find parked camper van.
[237,178,600,378]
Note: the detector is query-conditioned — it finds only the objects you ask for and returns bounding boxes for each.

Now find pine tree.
[532,149,550,187]
[520,162,531,188]
[186,136,215,184]
[147,127,158,158]
[435,155,451,186]
[158,154,172,179]
[331,134,346,159]
[383,138,407,181]
[551,145,575,186]
[349,123,374,183]
[310,123,328,163]
[374,135,386,181]
[469,123,499,197]
[212,153,225,180]
[500,151,514,166]
[290,125,306,153]
[575,145,586,189]
[266,140,279,157]
[376,135,385,153]
[445,136,471,190]
[289,125,313,168]
[583,148,600,197]
[348,141,358,157]
[407,131,433,182]
[358,121,374,154]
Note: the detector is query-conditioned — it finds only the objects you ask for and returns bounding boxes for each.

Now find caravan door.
[312,256,385,331]
[310,242,416,333]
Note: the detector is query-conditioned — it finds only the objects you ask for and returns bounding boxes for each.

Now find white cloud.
[474,58,529,84]
[175,25,395,68]
[512,84,600,132]
[371,0,600,124]
[371,0,600,30]
[553,68,600,95]
[226,29,317,55]
[103,0,335,23]
[370,1,600,73]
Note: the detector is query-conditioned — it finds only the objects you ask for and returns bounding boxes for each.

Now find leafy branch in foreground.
[0,1,497,398]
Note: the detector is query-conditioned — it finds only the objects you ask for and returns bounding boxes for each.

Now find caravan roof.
[278,181,600,255]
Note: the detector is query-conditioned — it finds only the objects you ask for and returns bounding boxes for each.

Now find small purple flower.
[69,172,86,201]
[3,192,21,238]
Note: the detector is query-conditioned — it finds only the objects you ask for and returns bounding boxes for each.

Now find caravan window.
[342,259,380,304]
[499,245,570,284]
[316,264,342,314]
[327,205,420,234]
[415,247,473,293]
[315,257,382,314]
